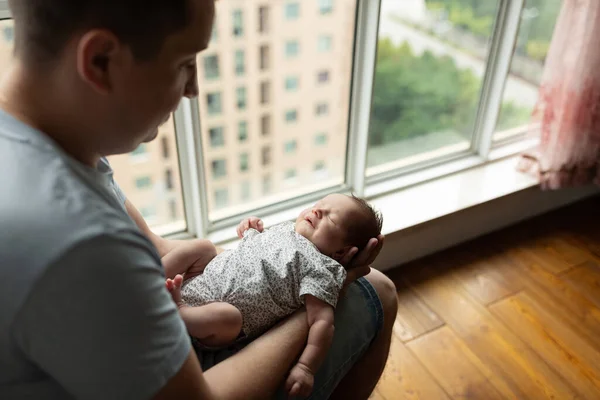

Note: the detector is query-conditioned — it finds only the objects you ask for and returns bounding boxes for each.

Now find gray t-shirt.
[0,110,190,399]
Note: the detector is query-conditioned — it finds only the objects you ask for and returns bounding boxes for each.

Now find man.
[0,0,397,398]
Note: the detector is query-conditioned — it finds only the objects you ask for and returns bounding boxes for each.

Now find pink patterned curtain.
[518,0,600,189]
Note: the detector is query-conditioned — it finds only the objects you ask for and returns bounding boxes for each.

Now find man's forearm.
[203,310,309,399]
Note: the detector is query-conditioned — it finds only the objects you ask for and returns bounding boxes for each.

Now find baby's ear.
[332,246,353,262]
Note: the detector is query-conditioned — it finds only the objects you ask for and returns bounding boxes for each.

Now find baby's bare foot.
[165,274,185,308]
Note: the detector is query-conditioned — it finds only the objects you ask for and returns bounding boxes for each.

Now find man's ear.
[76,30,122,95]
[332,246,353,262]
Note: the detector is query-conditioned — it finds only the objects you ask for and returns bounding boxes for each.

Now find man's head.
[6,0,214,163]
[295,194,383,264]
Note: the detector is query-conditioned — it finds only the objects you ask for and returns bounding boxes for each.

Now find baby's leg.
[162,239,217,280]
[166,275,243,347]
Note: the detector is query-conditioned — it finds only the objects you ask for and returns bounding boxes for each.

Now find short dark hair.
[345,195,383,251]
[9,0,191,63]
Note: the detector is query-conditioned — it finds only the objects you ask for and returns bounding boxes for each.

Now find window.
[285,110,298,123]
[284,140,297,153]
[284,169,297,182]
[215,189,229,209]
[260,81,271,105]
[3,26,13,43]
[285,76,299,92]
[262,174,272,194]
[239,153,250,172]
[212,159,227,179]
[314,161,326,171]
[236,87,247,110]
[235,50,245,76]
[261,114,271,136]
[209,127,225,147]
[285,40,300,58]
[161,137,170,159]
[319,0,334,14]
[495,0,562,142]
[206,92,222,116]
[169,199,177,220]
[262,146,272,166]
[238,121,248,142]
[315,133,328,146]
[135,176,152,189]
[314,161,329,179]
[260,45,270,70]
[210,22,218,43]
[315,103,329,116]
[285,3,300,20]
[165,169,174,190]
[203,55,220,80]
[131,144,147,157]
[233,10,244,37]
[140,206,157,219]
[240,181,251,201]
[318,35,332,52]
[259,6,269,33]
[317,70,330,83]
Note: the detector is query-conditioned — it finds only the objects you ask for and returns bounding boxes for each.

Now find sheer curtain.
[518,0,600,189]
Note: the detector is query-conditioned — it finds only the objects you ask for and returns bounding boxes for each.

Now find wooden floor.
[371,195,600,400]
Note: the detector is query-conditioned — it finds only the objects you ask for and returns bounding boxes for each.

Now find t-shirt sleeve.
[11,232,191,400]
[297,248,347,309]
[111,177,127,205]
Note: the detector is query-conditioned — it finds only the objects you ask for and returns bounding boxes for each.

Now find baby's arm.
[285,295,335,397]
[236,216,264,238]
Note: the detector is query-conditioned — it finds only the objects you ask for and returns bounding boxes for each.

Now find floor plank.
[401,266,579,399]
[393,280,445,342]
[561,261,600,309]
[375,336,450,400]
[491,293,600,400]
[407,326,513,399]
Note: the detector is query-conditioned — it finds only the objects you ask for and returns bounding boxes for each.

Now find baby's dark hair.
[345,195,383,251]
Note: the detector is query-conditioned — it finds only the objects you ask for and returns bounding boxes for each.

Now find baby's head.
[295,194,383,265]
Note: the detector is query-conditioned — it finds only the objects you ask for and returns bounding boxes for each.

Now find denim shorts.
[196,277,384,399]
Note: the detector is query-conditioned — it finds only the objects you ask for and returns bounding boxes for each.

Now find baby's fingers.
[289,382,302,397]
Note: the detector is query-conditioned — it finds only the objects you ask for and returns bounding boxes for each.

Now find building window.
[262,174,272,194]
[135,176,152,189]
[315,133,328,146]
[261,115,271,136]
[260,45,270,71]
[285,40,300,58]
[140,206,157,219]
[203,55,220,80]
[165,169,174,190]
[260,81,271,105]
[233,10,244,37]
[236,87,247,110]
[169,199,177,220]
[214,189,229,209]
[315,103,329,116]
[235,50,245,76]
[240,181,251,201]
[314,161,328,179]
[131,144,147,156]
[212,159,227,179]
[238,121,248,142]
[209,127,225,148]
[317,70,330,83]
[161,137,170,159]
[285,3,300,20]
[318,0,333,15]
[262,146,272,166]
[210,22,217,43]
[314,161,326,171]
[239,152,250,172]
[259,6,269,34]
[284,140,297,153]
[318,35,332,52]
[284,169,297,181]
[207,92,222,116]
[285,76,299,92]
[285,110,298,123]
[3,26,14,43]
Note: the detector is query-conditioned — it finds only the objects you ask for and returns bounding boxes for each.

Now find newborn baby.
[163,193,383,397]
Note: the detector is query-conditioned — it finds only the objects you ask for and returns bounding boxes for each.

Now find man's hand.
[340,234,385,286]
[236,217,264,238]
[285,363,315,398]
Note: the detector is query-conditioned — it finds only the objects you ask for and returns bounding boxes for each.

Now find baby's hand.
[285,364,314,398]
[236,216,264,238]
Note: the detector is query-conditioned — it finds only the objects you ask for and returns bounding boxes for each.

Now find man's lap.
[196,277,384,399]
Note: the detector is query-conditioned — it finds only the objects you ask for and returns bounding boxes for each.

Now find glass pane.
[197,0,357,221]
[494,0,562,141]
[367,0,500,175]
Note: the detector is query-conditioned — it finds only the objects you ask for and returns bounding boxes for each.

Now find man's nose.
[184,71,199,99]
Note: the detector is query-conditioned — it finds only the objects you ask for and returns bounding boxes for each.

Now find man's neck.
[0,62,100,167]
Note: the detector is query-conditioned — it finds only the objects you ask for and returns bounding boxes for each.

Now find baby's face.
[295,194,360,259]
